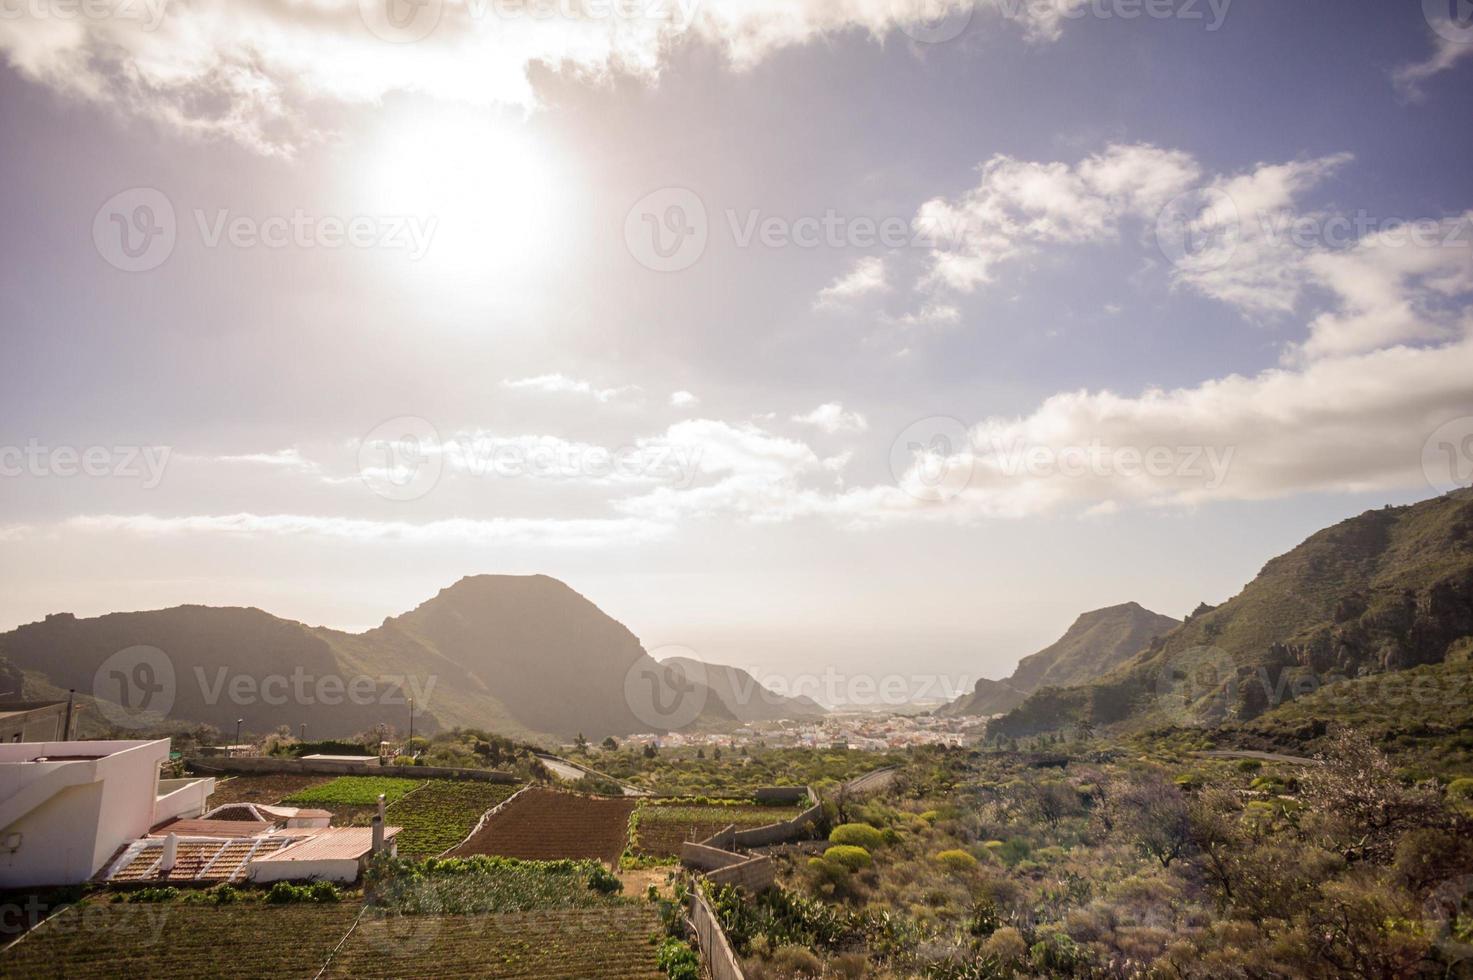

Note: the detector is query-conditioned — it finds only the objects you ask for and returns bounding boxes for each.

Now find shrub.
[822,845,872,871]
[770,944,823,976]
[587,864,623,895]
[265,881,340,904]
[933,849,979,872]
[982,926,1027,966]
[828,823,884,850]
[655,938,700,980]
[1447,777,1473,811]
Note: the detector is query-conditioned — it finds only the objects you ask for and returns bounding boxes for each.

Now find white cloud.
[887,302,961,328]
[0,0,1080,155]
[57,512,666,547]
[670,390,700,408]
[1393,31,1473,100]
[917,143,1200,293]
[814,256,889,310]
[791,402,869,434]
[501,373,641,402]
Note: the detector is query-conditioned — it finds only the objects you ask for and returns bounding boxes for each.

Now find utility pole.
[234,718,243,756]
[300,723,307,741]
[408,697,414,753]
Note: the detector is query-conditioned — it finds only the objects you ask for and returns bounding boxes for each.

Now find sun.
[362,107,562,278]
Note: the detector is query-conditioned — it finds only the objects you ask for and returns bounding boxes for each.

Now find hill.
[940,602,1179,717]
[659,655,827,722]
[990,489,1473,737]
[0,575,736,742]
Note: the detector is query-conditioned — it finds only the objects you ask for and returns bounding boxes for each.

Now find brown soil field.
[327,905,665,979]
[445,788,634,866]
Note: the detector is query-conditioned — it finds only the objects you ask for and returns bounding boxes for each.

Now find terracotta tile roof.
[253,827,401,863]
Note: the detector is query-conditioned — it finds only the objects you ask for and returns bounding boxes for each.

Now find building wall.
[0,739,168,887]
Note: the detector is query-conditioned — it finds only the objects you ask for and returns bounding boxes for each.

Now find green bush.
[828,823,884,850]
[655,938,701,980]
[933,849,980,872]
[265,881,340,904]
[587,864,623,895]
[822,845,872,871]
[1447,777,1473,811]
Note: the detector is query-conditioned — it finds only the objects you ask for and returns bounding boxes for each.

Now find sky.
[1,0,1471,701]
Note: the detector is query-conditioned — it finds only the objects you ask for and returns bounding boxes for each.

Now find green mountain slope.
[0,575,735,741]
[941,602,1179,717]
[991,490,1473,737]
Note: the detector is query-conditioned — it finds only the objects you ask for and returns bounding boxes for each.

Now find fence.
[186,756,518,783]
[689,886,746,980]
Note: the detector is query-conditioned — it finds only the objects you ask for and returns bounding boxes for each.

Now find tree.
[601,736,618,751]
[1299,726,1444,863]
[696,748,705,759]
[574,732,588,753]
[1108,772,1192,868]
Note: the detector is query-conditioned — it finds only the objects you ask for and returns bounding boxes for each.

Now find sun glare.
[363,110,561,279]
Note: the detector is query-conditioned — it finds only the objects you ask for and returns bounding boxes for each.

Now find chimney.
[160,833,178,874]
[371,793,386,854]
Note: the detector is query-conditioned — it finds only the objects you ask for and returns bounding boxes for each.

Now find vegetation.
[593,745,907,795]
[282,775,421,807]
[384,779,522,858]
[364,854,624,915]
[627,798,808,860]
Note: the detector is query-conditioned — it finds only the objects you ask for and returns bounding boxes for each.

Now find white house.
[0,739,214,887]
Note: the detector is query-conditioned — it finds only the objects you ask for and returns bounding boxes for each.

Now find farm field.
[201,773,331,808]
[629,800,808,858]
[593,747,909,795]
[0,901,361,978]
[279,775,423,825]
[326,905,665,979]
[386,780,523,858]
[445,788,634,866]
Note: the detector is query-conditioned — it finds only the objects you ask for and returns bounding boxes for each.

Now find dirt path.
[1196,749,1319,766]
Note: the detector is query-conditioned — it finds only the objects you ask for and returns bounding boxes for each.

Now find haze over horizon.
[2,0,1471,687]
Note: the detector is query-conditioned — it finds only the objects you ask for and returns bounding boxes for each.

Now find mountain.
[0,575,736,742]
[940,602,1179,717]
[660,656,827,723]
[990,490,1473,737]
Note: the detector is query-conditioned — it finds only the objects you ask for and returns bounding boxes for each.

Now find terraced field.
[446,788,634,866]
[386,780,522,858]
[0,901,361,978]
[326,905,665,979]
[630,800,808,858]
[202,773,331,807]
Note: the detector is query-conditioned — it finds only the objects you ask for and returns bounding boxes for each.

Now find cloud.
[916,143,1200,292]
[501,373,641,402]
[670,390,700,408]
[0,0,1080,155]
[792,402,869,434]
[57,512,666,548]
[814,256,889,310]
[1393,30,1473,100]
[886,302,961,328]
